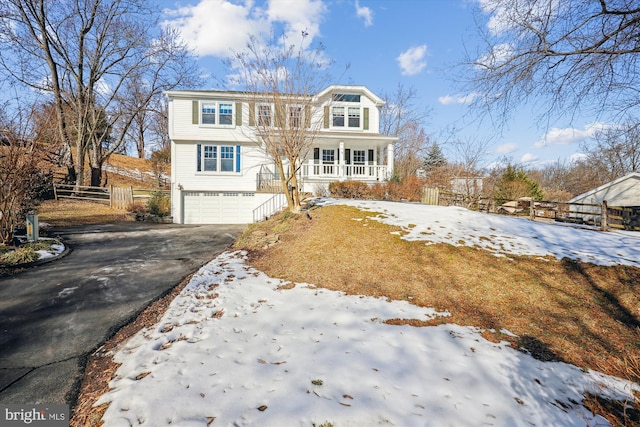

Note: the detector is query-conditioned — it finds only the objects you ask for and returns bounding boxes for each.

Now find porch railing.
[301,163,388,180]
[256,172,284,192]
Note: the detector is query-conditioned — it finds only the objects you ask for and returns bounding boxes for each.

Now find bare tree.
[0,1,200,186]
[581,119,640,182]
[535,158,602,199]
[464,0,640,124]
[379,83,431,180]
[230,33,333,213]
[0,105,49,245]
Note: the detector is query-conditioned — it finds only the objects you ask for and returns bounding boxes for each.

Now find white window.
[203,145,217,171]
[322,149,335,164]
[200,101,234,126]
[201,103,216,125]
[348,107,360,128]
[257,104,272,127]
[220,145,234,172]
[197,144,241,173]
[332,107,344,127]
[219,103,233,125]
[289,105,302,128]
[353,149,365,164]
[332,105,361,129]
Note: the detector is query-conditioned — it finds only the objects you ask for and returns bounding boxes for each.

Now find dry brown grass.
[102,153,161,189]
[37,199,132,227]
[236,204,640,425]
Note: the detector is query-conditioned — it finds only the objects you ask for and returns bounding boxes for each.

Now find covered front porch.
[256,136,396,195]
[303,137,393,178]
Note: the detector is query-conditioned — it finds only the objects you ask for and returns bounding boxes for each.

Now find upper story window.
[201,103,216,124]
[289,106,302,128]
[348,107,360,127]
[329,93,365,130]
[332,107,344,127]
[332,106,361,129]
[219,103,233,125]
[257,104,272,127]
[332,93,361,103]
[199,101,234,126]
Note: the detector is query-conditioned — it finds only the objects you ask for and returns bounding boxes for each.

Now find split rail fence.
[422,187,640,232]
[53,184,168,210]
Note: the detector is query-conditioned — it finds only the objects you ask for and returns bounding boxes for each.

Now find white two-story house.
[166,85,396,224]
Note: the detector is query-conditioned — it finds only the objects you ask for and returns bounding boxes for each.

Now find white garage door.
[182,191,255,224]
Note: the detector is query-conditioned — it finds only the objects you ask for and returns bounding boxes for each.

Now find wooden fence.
[53,184,169,210]
[423,187,640,232]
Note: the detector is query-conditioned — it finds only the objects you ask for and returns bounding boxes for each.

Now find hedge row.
[327,177,425,202]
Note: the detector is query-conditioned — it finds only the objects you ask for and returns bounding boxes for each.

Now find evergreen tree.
[423,143,447,171]
[494,164,544,203]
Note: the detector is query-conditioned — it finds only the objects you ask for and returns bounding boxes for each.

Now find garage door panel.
[182,191,255,224]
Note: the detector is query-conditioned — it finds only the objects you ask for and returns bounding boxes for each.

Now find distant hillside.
[50,153,169,189]
[103,154,169,189]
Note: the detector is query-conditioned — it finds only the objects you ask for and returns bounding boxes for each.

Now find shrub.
[126,201,147,215]
[397,176,426,202]
[369,182,387,200]
[328,181,370,199]
[148,191,171,217]
[0,246,38,265]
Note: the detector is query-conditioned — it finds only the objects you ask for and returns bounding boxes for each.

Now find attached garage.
[182,191,256,224]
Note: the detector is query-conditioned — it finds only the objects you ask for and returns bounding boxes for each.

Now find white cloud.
[495,142,517,154]
[569,152,587,163]
[163,0,326,58]
[163,1,265,57]
[476,0,560,36]
[477,42,514,68]
[267,0,326,48]
[396,45,428,76]
[521,152,539,163]
[534,122,609,148]
[355,0,373,27]
[438,93,478,105]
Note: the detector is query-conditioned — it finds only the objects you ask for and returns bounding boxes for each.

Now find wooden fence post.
[529,200,535,221]
[601,200,608,231]
[109,184,113,208]
[53,184,58,201]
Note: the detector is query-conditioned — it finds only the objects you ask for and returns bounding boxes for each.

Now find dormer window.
[332,93,361,103]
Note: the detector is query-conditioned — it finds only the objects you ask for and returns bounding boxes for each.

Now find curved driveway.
[0,222,245,406]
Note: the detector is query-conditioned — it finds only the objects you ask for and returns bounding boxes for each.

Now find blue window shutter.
[235,145,241,172]
[197,144,202,171]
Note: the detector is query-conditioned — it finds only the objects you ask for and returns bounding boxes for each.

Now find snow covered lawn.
[96,200,640,426]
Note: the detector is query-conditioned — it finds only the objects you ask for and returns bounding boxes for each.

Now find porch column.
[386,143,394,179]
[339,141,345,178]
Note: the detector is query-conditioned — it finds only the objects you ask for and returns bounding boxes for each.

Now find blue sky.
[158,0,603,168]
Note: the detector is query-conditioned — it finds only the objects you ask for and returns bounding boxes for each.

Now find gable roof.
[569,172,640,203]
[315,85,385,106]
[165,85,386,106]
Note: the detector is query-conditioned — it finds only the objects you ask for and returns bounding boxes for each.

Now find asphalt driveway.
[0,222,245,407]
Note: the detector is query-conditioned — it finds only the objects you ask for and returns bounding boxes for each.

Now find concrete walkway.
[0,222,245,407]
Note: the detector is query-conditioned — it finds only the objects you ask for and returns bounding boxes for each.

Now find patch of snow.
[98,251,637,427]
[322,199,640,267]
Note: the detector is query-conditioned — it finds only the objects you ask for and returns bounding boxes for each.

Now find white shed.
[569,172,640,207]
[568,173,640,227]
